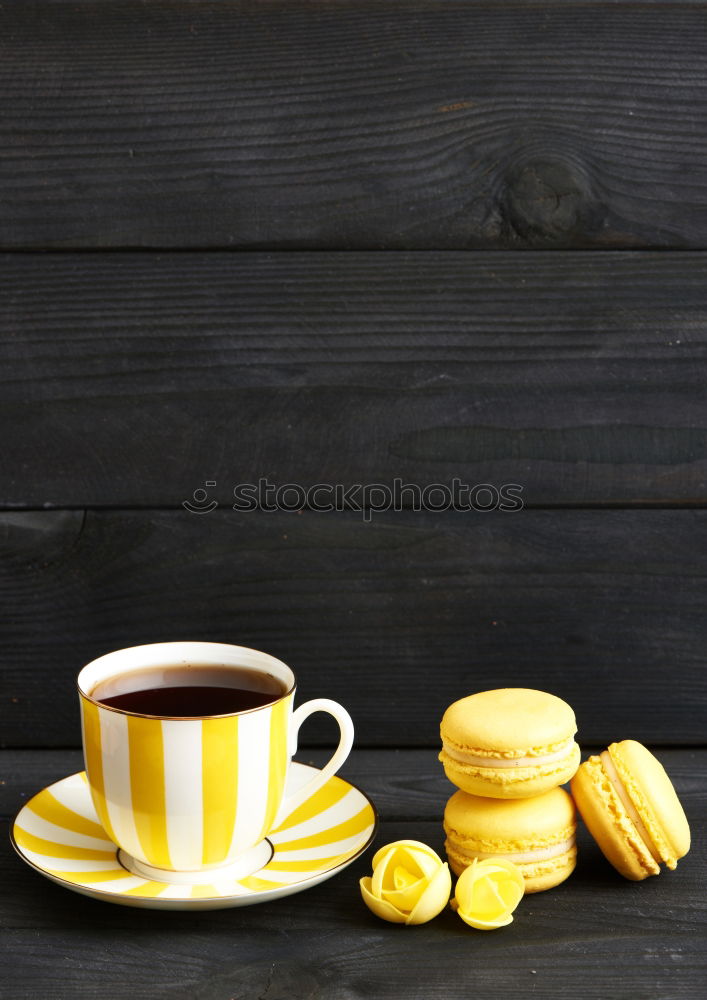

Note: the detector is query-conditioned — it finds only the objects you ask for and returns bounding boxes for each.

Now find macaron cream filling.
[576,754,660,878]
[599,750,662,865]
[457,836,577,865]
[442,739,575,769]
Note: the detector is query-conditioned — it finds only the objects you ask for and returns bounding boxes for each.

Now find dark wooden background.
[3,1,707,250]
[1,2,705,998]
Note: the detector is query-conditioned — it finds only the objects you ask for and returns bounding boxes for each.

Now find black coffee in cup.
[90,664,287,717]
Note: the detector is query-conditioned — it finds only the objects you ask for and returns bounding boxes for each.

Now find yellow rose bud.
[452,858,524,930]
[360,840,452,925]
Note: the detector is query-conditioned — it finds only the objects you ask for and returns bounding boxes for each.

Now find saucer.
[11,762,377,910]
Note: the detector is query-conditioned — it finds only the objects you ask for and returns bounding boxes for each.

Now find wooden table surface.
[2,748,705,999]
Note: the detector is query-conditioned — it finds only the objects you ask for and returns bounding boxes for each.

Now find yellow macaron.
[571,740,690,881]
[444,786,577,893]
[439,688,580,798]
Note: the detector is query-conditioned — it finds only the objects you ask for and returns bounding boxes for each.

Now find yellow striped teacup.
[78,641,354,883]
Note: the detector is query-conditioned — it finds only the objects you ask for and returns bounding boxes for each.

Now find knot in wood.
[502,157,594,243]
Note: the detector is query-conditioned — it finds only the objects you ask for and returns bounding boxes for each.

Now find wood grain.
[3,251,707,507]
[2,2,707,248]
[2,749,705,999]
[1,508,706,747]
[3,748,704,823]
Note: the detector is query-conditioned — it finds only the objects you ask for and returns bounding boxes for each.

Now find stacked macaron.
[440,688,581,893]
[440,688,580,800]
[444,788,577,893]
[440,688,691,893]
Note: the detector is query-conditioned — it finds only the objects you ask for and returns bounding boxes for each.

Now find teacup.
[78,641,354,883]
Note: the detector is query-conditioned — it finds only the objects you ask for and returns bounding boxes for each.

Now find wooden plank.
[3,251,707,507]
[1,508,706,747]
[2,749,705,999]
[2,2,707,249]
[3,747,702,822]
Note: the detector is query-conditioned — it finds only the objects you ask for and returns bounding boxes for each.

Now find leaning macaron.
[439,688,580,798]
[444,786,577,893]
[571,740,690,881]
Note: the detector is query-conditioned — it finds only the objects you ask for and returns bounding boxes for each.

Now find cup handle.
[273,698,354,828]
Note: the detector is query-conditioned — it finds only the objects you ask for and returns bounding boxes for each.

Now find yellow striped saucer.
[11,763,377,910]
